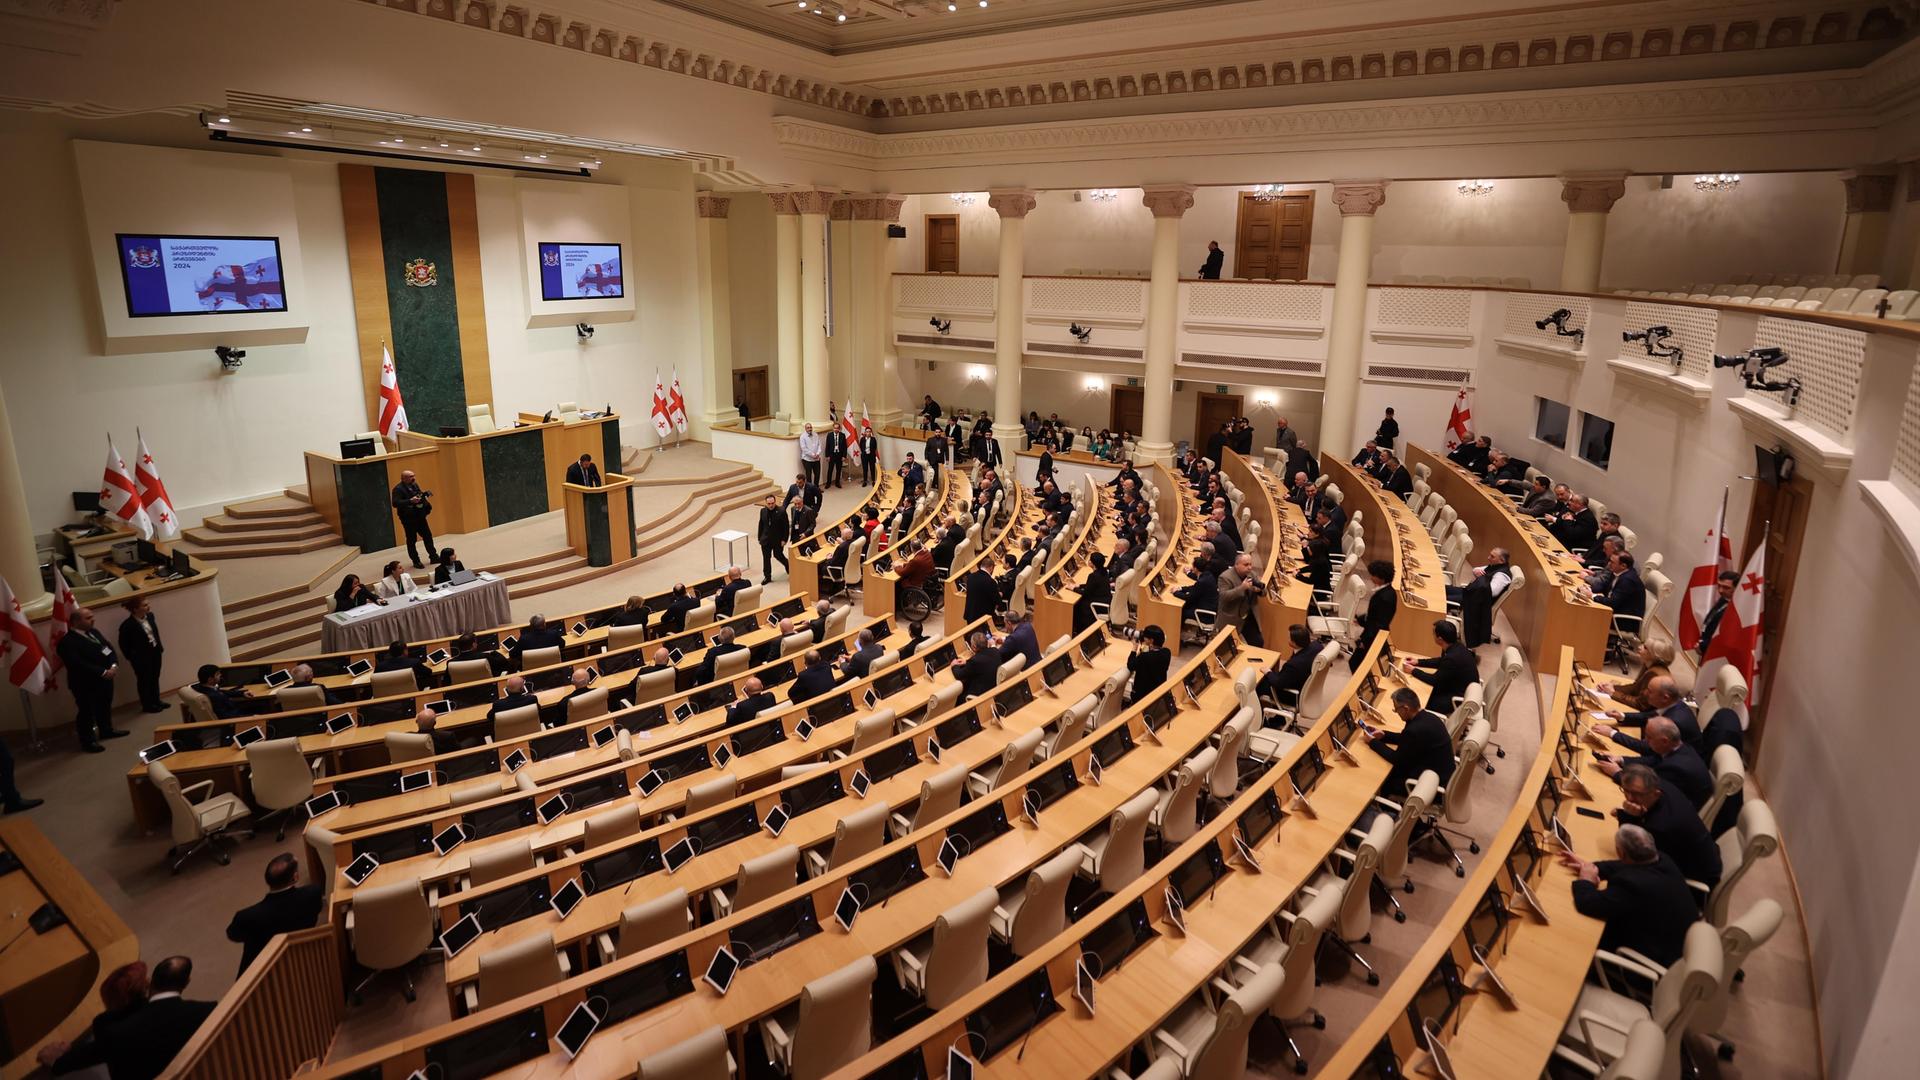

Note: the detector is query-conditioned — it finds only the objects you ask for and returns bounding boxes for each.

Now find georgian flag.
[1678,492,1733,651]
[667,369,689,435]
[47,564,76,689]
[1444,389,1473,451]
[1695,544,1766,720]
[134,429,180,541]
[2,576,50,694]
[840,402,862,464]
[378,344,409,439]
[650,370,674,439]
[101,436,153,539]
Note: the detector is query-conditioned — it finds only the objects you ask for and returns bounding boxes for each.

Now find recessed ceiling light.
[947,2,956,9]
[439,141,449,148]
[392,136,404,143]
[979,0,988,6]
[472,146,482,152]
[537,152,547,159]
[301,126,312,133]
[286,130,298,135]
[796,1,806,7]
[216,116,230,124]
[837,11,846,19]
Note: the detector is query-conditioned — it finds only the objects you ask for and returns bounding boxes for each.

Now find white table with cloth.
[319,573,513,651]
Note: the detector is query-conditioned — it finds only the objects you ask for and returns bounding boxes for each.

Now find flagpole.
[17,689,45,754]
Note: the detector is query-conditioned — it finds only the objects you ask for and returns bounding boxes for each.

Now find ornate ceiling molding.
[695,194,732,218]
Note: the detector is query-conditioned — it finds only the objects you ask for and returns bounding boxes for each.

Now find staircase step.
[222,581,310,616]
[224,495,313,519]
[228,606,329,649]
[632,474,769,548]
[481,547,575,574]
[631,483,778,565]
[231,624,323,662]
[224,592,327,633]
[507,555,642,598]
[184,522,337,547]
[497,554,590,591]
[180,534,345,559]
[198,510,326,534]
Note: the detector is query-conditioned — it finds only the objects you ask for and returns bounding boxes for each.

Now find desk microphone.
[1014,984,1047,1063]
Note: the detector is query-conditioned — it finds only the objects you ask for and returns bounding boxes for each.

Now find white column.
[1837,168,1896,277]
[769,191,802,427]
[795,189,836,429]
[1135,184,1195,468]
[868,195,907,426]
[1322,180,1388,459]
[694,194,736,433]
[0,380,41,607]
[989,189,1037,468]
[1558,172,1627,294]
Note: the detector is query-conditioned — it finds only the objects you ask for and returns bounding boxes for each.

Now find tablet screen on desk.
[663,837,698,873]
[553,1000,600,1060]
[638,770,664,797]
[427,699,453,715]
[703,945,740,995]
[343,852,380,886]
[550,877,585,919]
[672,702,695,724]
[346,659,372,678]
[571,622,588,637]
[304,791,342,819]
[712,743,732,770]
[537,793,570,824]
[325,714,355,735]
[431,823,469,857]
[264,669,293,688]
[427,649,449,666]
[794,718,814,742]
[438,912,482,958]
[591,725,616,748]
[503,749,529,773]
[763,805,789,837]
[850,769,871,798]
[138,740,175,764]
[947,1047,975,1080]
[833,886,861,932]
[233,725,266,749]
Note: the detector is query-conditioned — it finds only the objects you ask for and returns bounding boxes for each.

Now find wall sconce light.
[967,364,990,385]
[1248,184,1286,201]
[1456,179,1495,198]
[1083,378,1105,393]
[1087,188,1118,202]
[950,192,978,207]
[1068,322,1093,344]
[1694,173,1741,192]
[929,316,952,335]
[1251,391,1278,410]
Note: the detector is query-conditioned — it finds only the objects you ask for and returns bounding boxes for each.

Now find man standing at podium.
[391,469,436,570]
[565,453,601,487]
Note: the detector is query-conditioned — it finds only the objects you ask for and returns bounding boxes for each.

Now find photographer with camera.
[390,469,437,570]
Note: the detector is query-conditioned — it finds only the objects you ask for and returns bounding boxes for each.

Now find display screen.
[117,234,286,316]
[537,242,624,300]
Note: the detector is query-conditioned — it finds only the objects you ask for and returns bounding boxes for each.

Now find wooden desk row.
[789,475,904,604]
[1220,449,1314,648]
[941,482,1032,618]
[1135,465,1203,645]
[1323,457,1449,649]
[863,468,971,620]
[1031,477,1115,649]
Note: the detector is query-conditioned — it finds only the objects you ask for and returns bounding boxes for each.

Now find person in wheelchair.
[895,540,937,618]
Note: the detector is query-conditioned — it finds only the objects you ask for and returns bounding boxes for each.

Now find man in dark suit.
[823,423,849,488]
[57,606,124,752]
[508,614,565,669]
[633,648,675,678]
[786,473,823,513]
[1595,716,1714,810]
[1450,548,1513,649]
[953,632,1004,702]
[1364,687,1456,797]
[1259,626,1325,709]
[1602,675,1700,750]
[1198,240,1224,279]
[189,664,272,718]
[1381,453,1413,500]
[1449,435,1491,474]
[391,468,436,570]
[1695,571,1739,661]
[1351,560,1398,672]
[1548,493,1600,553]
[788,650,840,704]
[726,677,775,725]
[841,629,886,679]
[898,454,925,494]
[1374,407,1399,450]
[788,498,816,541]
[807,600,835,644]
[373,639,431,690]
[922,429,945,483]
[695,626,746,685]
[1174,555,1219,628]
[1481,451,1527,493]
[1598,551,1646,622]
[1405,620,1479,710]
[1002,611,1041,671]
[714,566,751,617]
[565,453,602,487]
[105,956,216,1080]
[858,423,881,484]
[943,418,964,464]
[488,676,539,720]
[920,394,942,429]
[1351,440,1382,472]
[1124,626,1172,705]
[658,585,699,635]
[962,563,1001,625]
[753,623,795,666]
[116,598,165,713]
[1072,553,1112,635]
[1612,764,1721,887]
[1563,824,1700,967]
[226,853,324,975]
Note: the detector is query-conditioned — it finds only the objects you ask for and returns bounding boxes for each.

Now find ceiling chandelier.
[1456,179,1495,198]
[1087,188,1118,202]
[950,192,978,207]
[1694,173,1741,192]
[1248,184,1286,201]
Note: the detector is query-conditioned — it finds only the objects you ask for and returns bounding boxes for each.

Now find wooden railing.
[164,927,342,1080]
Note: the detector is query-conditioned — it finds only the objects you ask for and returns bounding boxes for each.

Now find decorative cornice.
[1561,172,1629,213]
[1331,180,1389,216]
[833,194,904,221]
[766,189,800,215]
[695,194,732,219]
[1142,184,1197,218]
[1842,167,1898,212]
[789,188,837,215]
[988,189,1038,219]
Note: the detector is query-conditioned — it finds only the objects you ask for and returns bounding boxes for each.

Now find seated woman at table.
[375,560,417,599]
[433,548,467,584]
[1607,638,1675,710]
[333,573,381,612]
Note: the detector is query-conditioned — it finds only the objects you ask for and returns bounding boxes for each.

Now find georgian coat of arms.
[403,258,438,287]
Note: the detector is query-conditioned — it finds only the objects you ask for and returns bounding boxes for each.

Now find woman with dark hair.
[375,559,416,600]
[433,547,467,585]
[1073,551,1112,634]
[333,573,380,612]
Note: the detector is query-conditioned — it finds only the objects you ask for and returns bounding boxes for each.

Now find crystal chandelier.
[1248,184,1286,201]
[1087,188,1118,202]
[950,192,978,207]
[1694,173,1741,192]
[1456,179,1495,198]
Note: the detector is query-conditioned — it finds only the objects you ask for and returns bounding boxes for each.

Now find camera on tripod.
[1622,325,1682,369]
[1534,308,1584,347]
[1712,346,1801,406]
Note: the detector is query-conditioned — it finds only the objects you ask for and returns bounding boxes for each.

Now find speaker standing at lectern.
[566,453,602,487]
[391,469,436,569]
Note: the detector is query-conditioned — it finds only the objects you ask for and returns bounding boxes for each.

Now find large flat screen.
[537,242,624,300]
[116,234,286,316]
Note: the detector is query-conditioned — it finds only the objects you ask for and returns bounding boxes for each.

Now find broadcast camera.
[215,345,246,372]
[1068,322,1093,344]
[1712,346,1801,406]
[575,322,595,341]
[1533,308,1584,347]
[1622,325,1682,369]
[929,316,952,335]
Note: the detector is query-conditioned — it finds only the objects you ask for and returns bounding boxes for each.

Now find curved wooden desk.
[1324,457,1447,652]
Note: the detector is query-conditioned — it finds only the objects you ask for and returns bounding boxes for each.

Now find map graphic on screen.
[538,242,624,301]
[117,234,286,317]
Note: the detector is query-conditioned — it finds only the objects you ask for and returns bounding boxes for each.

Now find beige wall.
[1603,171,1847,292]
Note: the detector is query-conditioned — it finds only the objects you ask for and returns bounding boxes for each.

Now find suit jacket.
[1354,585,1397,658]
[962,568,1001,623]
[1175,569,1219,618]
[514,626,566,655]
[1699,707,1744,760]
[1412,643,1480,710]
[192,683,259,719]
[954,645,1004,700]
[1126,646,1172,702]
[1215,566,1256,629]
[1549,508,1599,552]
[106,996,218,1080]
[1369,709,1456,795]
[788,664,840,704]
[1602,567,1647,620]
[660,595,699,634]
[1619,698,1700,751]
[1383,466,1413,499]
[1375,417,1399,447]
[1072,567,1112,631]
[1260,640,1325,704]
[1521,490,1559,517]
[714,579,750,617]
[1200,248,1224,278]
[391,479,432,519]
[432,560,467,584]
[1571,854,1698,966]
[1448,442,1489,472]
[1610,738,1715,809]
[565,461,602,486]
[824,430,848,459]
[844,644,885,680]
[118,612,164,666]
[227,884,325,974]
[829,537,857,572]
[488,692,540,720]
[758,506,790,547]
[900,463,925,491]
[726,691,776,726]
[1617,779,1721,886]
[374,574,417,599]
[859,433,880,463]
[57,628,117,694]
[1004,623,1041,670]
[789,505,817,538]
[696,642,746,684]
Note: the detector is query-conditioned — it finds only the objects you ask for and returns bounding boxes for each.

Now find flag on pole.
[1678,490,1734,651]
[667,369,689,435]
[378,344,409,439]
[840,402,862,464]
[650,371,674,439]
[1696,543,1766,721]
[100,436,153,539]
[134,428,180,541]
[1443,389,1473,451]
[47,564,75,688]
[2,577,50,694]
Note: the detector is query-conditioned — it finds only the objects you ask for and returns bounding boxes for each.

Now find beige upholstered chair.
[1148,960,1285,1080]
[634,667,678,704]
[149,760,252,872]
[1076,786,1159,896]
[383,732,434,764]
[1227,883,1341,1073]
[890,765,967,837]
[685,599,717,630]
[758,954,877,1080]
[554,401,583,422]
[711,648,751,682]
[832,711,896,761]
[567,687,610,724]
[1556,921,1723,1079]
[582,804,642,851]
[893,886,996,1010]
[598,888,693,962]
[468,839,536,888]
[466,931,569,1012]
[679,774,737,820]
[348,877,434,1003]
[176,683,217,723]
[1704,799,1778,927]
[305,824,342,903]
[519,645,563,671]
[275,684,325,711]
[805,801,890,878]
[446,658,493,685]
[449,781,506,808]
[353,431,388,456]
[989,846,1079,956]
[608,624,647,654]
[1376,770,1441,922]
[247,737,317,839]
[1208,707,1255,799]
[1150,747,1215,846]
[711,844,798,918]
[635,1024,734,1080]
[466,404,498,434]
[1701,745,1745,831]
[491,704,541,742]
[370,668,418,698]
[1315,814,1392,984]
[966,727,1043,799]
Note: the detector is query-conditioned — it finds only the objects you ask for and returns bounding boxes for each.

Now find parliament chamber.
[2,1,1918,1078]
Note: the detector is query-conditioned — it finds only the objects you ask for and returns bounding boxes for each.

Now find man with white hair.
[1560,822,1699,966]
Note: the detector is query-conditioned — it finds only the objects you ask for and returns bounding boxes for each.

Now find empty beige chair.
[353,430,389,456]
[469,838,536,888]
[1077,786,1159,895]
[582,803,642,850]
[966,727,1043,798]
[554,400,582,422]
[445,658,494,685]
[806,801,890,878]
[305,825,342,904]
[990,846,1080,956]
[150,759,253,872]
[608,623,647,654]
[907,681,963,728]
[1227,882,1341,1073]
[519,645,563,670]
[890,765,967,836]
[1150,747,1215,846]
[1376,770,1441,922]
[635,1024,733,1080]
[1208,707,1255,799]
[348,877,435,1003]
[466,931,569,1012]
[383,732,434,765]
[634,667,678,704]
[1819,286,1859,311]
[274,684,325,711]
[1314,814,1392,984]
[758,954,877,1080]
[712,844,799,918]
[1704,799,1778,926]
[995,652,1028,683]
[449,780,507,808]
[1041,696,1096,759]
[491,704,541,742]
[832,711,896,761]
[679,774,737,820]
[1553,1017,1669,1080]
[598,888,693,962]
[370,667,418,698]
[247,737,316,840]
[465,403,498,434]
[1147,960,1285,1080]
[1557,921,1722,1079]
[893,886,997,1010]
[567,687,610,724]
[711,648,751,682]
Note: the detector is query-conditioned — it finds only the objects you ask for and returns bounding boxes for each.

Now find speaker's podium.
[564,471,637,566]
[305,412,621,553]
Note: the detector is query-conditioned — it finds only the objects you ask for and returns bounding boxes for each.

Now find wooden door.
[1233,192,1314,280]
[1194,392,1243,452]
[733,366,770,419]
[1110,386,1145,439]
[924,215,959,273]
[1738,470,1813,750]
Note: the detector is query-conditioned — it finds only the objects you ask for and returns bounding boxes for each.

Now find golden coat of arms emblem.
[402,258,438,287]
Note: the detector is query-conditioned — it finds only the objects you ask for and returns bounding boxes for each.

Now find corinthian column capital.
[1330,180,1390,216]
[988,189,1038,219]
[1559,172,1628,214]
[1141,184,1197,218]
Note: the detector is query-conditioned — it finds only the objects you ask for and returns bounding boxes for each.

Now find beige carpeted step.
[183,521,337,547]
[224,494,313,519]
[230,624,323,662]
[224,592,328,633]
[631,477,780,565]
[177,533,346,560]
[196,509,326,534]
